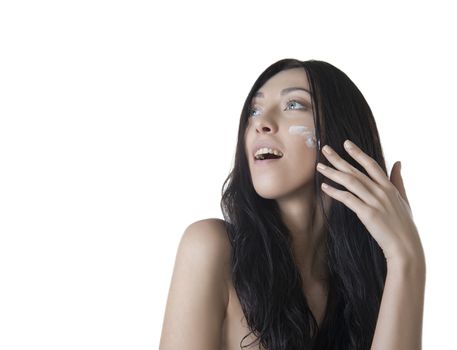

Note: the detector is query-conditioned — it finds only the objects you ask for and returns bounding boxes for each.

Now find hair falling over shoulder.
[220,59,388,350]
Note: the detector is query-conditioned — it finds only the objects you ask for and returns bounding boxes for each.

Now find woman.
[159,59,426,350]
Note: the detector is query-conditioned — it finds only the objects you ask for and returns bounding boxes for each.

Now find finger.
[316,162,380,207]
[322,144,362,174]
[320,182,367,217]
[321,143,375,190]
[390,161,410,207]
[343,139,392,188]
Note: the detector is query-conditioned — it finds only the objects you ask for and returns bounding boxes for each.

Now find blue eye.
[248,99,308,119]
[248,106,261,118]
[285,99,307,111]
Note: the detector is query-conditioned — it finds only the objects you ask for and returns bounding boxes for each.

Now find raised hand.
[316,139,424,266]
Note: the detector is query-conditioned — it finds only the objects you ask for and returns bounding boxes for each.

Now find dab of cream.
[289,125,317,148]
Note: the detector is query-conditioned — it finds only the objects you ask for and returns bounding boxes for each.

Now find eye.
[247,99,308,119]
[284,99,308,111]
[248,106,261,118]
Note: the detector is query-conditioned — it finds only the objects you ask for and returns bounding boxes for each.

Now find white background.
[0,1,455,349]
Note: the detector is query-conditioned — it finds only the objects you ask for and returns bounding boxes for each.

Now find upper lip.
[252,140,284,159]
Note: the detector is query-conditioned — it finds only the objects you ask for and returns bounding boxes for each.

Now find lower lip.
[254,157,283,165]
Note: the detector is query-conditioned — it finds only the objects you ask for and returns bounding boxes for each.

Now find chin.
[253,184,295,200]
[253,185,284,200]
[254,181,314,200]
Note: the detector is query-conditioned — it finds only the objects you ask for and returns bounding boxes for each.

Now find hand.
[316,139,424,265]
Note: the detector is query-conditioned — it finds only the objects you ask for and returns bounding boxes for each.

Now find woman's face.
[244,67,318,200]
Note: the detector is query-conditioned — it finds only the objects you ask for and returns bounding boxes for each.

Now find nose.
[254,110,278,134]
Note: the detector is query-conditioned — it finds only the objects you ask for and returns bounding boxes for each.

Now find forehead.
[253,68,310,99]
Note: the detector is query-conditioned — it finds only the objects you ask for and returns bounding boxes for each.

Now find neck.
[276,185,330,283]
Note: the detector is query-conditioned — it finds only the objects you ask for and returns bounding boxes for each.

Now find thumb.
[389,161,410,207]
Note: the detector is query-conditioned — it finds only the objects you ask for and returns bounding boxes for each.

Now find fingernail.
[323,145,332,154]
[344,140,354,150]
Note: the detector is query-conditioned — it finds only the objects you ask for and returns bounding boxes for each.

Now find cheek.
[288,125,317,149]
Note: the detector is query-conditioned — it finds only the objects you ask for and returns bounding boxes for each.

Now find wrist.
[387,252,426,278]
[385,240,426,272]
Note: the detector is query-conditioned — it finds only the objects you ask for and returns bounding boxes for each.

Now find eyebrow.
[253,86,311,98]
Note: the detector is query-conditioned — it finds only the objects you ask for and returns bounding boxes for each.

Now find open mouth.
[254,153,283,165]
[255,153,283,161]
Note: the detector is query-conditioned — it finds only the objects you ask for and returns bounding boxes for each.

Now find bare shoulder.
[179,218,232,301]
[159,218,232,349]
[183,218,231,253]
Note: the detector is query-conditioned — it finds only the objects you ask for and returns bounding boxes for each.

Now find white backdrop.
[0,1,455,349]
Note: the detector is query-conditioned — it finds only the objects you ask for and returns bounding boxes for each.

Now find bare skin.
[244,67,331,289]
[160,67,425,349]
[159,218,328,350]
[219,223,327,350]
[160,68,331,349]
[223,69,333,349]
[244,67,426,349]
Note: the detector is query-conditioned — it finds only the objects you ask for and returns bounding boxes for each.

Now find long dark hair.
[220,59,388,349]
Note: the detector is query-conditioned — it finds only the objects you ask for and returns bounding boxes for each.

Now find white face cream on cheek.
[288,125,317,148]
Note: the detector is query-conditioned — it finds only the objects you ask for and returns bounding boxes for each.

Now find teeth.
[255,147,284,159]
